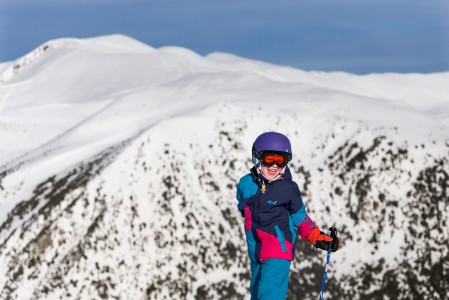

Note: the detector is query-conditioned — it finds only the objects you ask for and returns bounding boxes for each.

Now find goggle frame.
[259,151,290,168]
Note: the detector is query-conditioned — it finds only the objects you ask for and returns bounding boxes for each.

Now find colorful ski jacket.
[236,166,317,263]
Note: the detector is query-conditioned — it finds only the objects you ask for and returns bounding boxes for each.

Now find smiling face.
[261,163,282,180]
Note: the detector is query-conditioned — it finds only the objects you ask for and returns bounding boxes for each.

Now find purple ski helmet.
[252,132,292,163]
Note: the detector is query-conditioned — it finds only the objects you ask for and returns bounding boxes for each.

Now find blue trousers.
[250,259,292,300]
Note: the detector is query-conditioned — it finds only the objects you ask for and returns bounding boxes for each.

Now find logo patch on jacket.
[267,200,277,205]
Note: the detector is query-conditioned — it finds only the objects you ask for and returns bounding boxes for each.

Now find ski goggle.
[260,152,289,167]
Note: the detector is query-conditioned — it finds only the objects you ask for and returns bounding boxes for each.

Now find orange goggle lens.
[261,153,287,167]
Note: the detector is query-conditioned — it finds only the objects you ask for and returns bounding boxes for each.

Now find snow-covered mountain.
[0,34,448,300]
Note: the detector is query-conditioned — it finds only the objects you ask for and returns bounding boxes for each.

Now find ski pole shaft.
[318,227,337,300]
[319,250,331,300]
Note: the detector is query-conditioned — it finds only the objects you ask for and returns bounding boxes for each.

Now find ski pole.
[319,227,337,300]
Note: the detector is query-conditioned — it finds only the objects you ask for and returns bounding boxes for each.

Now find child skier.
[236,132,340,299]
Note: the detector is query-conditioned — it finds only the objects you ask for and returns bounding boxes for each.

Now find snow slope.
[0,34,448,299]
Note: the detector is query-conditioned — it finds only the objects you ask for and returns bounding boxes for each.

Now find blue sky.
[1,0,448,74]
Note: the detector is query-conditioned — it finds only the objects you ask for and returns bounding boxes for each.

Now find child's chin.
[266,173,278,180]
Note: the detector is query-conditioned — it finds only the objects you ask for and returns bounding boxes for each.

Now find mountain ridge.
[0,35,448,299]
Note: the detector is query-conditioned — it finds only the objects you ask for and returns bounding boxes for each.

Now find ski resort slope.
[0,35,448,299]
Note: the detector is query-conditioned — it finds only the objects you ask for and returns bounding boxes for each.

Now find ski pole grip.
[329,226,337,240]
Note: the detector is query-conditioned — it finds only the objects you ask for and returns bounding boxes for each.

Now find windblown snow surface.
[0,35,448,300]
